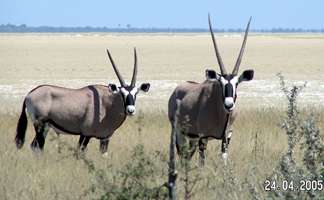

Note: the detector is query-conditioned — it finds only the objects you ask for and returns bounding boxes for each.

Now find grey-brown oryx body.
[168,15,254,165]
[15,48,150,154]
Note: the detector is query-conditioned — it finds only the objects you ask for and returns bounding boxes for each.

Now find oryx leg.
[222,112,236,162]
[198,138,208,167]
[226,129,232,146]
[176,132,198,161]
[221,129,232,164]
[99,138,110,156]
[221,136,228,164]
[187,139,198,160]
[175,131,186,157]
[30,121,49,152]
[78,135,91,152]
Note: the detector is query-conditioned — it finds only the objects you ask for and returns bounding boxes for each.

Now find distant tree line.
[0,23,323,33]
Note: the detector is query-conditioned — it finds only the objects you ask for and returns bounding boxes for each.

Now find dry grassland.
[0,33,323,199]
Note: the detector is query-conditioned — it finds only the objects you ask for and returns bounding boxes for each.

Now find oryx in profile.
[168,15,254,165]
[15,48,150,154]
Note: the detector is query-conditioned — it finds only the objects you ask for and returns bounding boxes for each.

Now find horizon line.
[1,24,324,33]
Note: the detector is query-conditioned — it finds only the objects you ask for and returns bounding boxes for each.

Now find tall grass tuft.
[96,144,168,200]
[50,134,168,200]
[266,74,324,199]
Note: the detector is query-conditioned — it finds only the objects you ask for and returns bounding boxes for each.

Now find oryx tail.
[15,99,28,149]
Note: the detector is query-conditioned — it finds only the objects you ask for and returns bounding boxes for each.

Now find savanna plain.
[0,33,323,199]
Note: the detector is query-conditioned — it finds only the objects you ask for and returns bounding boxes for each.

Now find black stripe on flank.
[186,133,200,139]
[47,119,81,135]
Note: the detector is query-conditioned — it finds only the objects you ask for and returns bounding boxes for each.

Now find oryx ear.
[205,69,220,81]
[108,83,119,93]
[239,69,254,83]
[139,83,150,92]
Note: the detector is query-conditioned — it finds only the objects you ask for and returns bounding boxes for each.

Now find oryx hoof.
[221,152,228,159]
[30,140,43,152]
[79,146,87,153]
[169,170,178,182]
[222,152,228,165]
[102,152,109,158]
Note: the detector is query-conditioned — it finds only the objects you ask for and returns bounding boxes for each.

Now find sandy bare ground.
[0,78,323,113]
[0,33,324,113]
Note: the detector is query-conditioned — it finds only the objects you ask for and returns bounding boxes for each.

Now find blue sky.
[0,0,323,29]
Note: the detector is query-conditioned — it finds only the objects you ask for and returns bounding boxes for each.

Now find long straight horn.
[208,14,227,75]
[232,17,252,75]
[130,48,137,87]
[106,49,126,87]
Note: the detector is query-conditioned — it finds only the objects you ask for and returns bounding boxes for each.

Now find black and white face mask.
[205,69,254,113]
[219,75,239,111]
[108,83,150,115]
